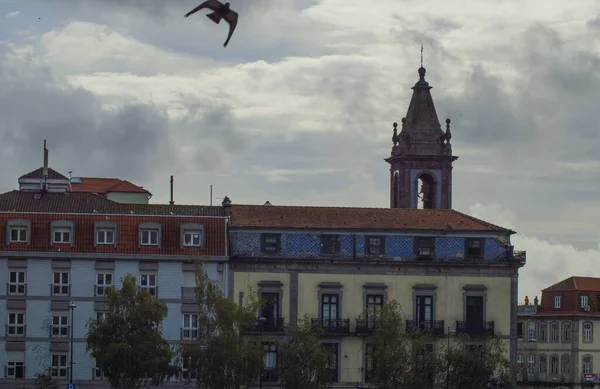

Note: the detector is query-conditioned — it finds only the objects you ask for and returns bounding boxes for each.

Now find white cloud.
[5,10,19,17]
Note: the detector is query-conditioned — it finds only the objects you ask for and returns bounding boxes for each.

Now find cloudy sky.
[1,0,599,301]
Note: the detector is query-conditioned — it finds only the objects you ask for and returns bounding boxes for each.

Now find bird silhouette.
[185,0,239,48]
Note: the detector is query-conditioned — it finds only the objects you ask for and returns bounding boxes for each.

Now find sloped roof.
[229,204,513,233]
[70,177,151,195]
[0,190,224,217]
[19,167,68,180]
[543,276,600,292]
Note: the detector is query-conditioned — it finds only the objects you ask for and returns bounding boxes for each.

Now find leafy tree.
[279,315,333,389]
[34,372,58,389]
[445,333,515,389]
[366,300,443,389]
[182,262,263,389]
[85,274,179,389]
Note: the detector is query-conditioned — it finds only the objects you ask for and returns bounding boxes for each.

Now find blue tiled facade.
[232,231,511,261]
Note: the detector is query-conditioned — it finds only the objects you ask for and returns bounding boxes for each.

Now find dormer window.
[415,237,435,259]
[97,229,115,245]
[6,219,31,246]
[465,238,483,258]
[554,295,561,309]
[184,231,202,247]
[50,220,74,247]
[138,222,161,248]
[320,234,341,255]
[180,223,204,249]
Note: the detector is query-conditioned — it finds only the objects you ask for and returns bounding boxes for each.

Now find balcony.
[355,318,378,334]
[181,287,196,300]
[262,368,278,382]
[6,282,27,296]
[405,320,445,336]
[5,324,26,337]
[50,283,71,297]
[456,321,495,337]
[242,318,285,333]
[311,318,350,334]
[498,246,526,263]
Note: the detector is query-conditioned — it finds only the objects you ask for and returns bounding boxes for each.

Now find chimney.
[43,140,48,178]
[169,175,174,205]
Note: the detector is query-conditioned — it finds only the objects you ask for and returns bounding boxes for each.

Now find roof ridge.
[232,203,457,212]
[449,209,515,234]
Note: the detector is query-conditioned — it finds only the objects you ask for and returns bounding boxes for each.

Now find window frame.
[322,343,339,383]
[140,228,159,246]
[583,321,593,342]
[6,361,25,378]
[182,313,199,340]
[554,295,561,309]
[139,273,157,297]
[260,233,281,254]
[183,230,202,247]
[51,315,69,338]
[8,270,26,295]
[9,227,27,243]
[365,235,385,256]
[93,359,105,380]
[52,271,70,296]
[181,354,198,380]
[320,234,341,255]
[550,322,559,342]
[96,272,113,296]
[262,342,278,382]
[415,237,435,259]
[96,228,115,245]
[562,322,571,342]
[583,355,593,375]
[527,322,536,341]
[365,343,376,383]
[52,227,72,244]
[50,354,68,379]
[7,312,25,337]
[538,322,547,342]
[465,238,484,258]
[539,355,547,374]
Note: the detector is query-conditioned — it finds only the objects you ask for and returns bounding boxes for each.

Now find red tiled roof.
[70,177,151,195]
[19,167,68,180]
[0,213,226,256]
[0,190,223,217]
[229,204,513,232]
[532,311,600,318]
[543,276,600,292]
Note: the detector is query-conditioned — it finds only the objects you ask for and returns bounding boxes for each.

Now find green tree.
[85,274,179,389]
[34,372,58,389]
[445,333,515,389]
[182,261,263,389]
[366,300,443,389]
[279,315,333,389]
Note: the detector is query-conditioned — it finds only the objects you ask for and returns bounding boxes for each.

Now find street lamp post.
[68,301,77,384]
[258,316,267,389]
[446,328,456,389]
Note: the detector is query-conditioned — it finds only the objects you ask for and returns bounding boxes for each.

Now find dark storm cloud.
[0,45,245,189]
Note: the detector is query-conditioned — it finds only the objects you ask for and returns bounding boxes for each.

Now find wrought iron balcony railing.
[455,320,495,336]
[405,320,445,336]
[311,318,350,334]
[355,318,378,334]
[242,317,285,333]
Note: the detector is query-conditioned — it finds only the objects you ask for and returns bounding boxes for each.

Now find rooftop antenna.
[210,185,213,206]
[169,175,174,205]
[42,139,49,192]
[420,44,424,67]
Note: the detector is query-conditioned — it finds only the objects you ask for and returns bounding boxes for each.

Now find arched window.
[539,322,547,341]
[583,322,593,342]
[583,355,593,374]
[527,323,536,340]
[527,355,535,374]
[416,173,437,209]
[550,355,559,375]
[550,322,559,342]
[517,354,524,366]
[561,322,571,342]
[538,354,547,375]
[562,354,570,377]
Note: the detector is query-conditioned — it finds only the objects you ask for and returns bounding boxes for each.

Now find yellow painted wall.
[234,272,291,320]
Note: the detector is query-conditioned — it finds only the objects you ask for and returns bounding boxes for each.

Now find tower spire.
[420,44,423,68]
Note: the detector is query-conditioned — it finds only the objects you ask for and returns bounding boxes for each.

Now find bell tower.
[385,63,458,209]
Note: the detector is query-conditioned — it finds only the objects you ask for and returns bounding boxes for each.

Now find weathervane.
[420,44,424,67]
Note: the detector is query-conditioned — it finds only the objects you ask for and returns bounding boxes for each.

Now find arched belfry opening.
[416,173,436,209]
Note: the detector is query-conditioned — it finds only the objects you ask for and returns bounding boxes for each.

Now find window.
[262,342,278,382]
[465,238,483,258]
[261,292,281,330]
[10,227,27,242]
[550,355,558,375]
[581,294,589,308]
[260,234,281,254]
[365,344,376,383]
[52,315,68,337]
[53,227,71,244]
[517,322,523,339]
[562,355,570,376]
[52,272,70,296]
[539,323,547,341]
[51,354,68,379]
[141,229,159,246]
[583,322,593,342]
[415,237,434,258]
[539,355,546,374]
[96,228,115,245]
[96,312,110,322]
[321,294,339,325]
[562,322,571,342]
[93,359,105,380]
[322,343,338,383]
[516,354,523,367]
[6,361,24,378]
[140,274,157,297]
[554,295,561,309]
[7,312,25,336]
[183,230,202,247]
[8,271,26,295]
[415,295,433,327]
[583,356,593,374]
[320,235,341,255]
[96,273,113,296]
[527,355,535,374]
[550,322,559,342]
[181,355,197,380]
[365,236,384,256]
[366,294,384,329]
[527,323,536,340]
[182,314,199,340]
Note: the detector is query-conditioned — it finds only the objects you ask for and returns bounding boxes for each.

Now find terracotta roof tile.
[0,190,223,217]
[229,204,513,232]
[107,180,151,194]
[543,276,600,292]
[70,177,151,195]
[19,167,68,180]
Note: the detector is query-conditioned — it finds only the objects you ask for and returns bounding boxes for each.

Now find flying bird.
[185,0,239,48]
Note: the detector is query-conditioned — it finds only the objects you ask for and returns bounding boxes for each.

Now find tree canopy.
[278,315,333,389]
[85,274,179,389]
[182,261,263,389]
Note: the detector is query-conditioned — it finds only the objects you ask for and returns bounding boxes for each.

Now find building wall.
[232,231,509,261]
[106,192,149,204]
[0,257,226,382]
